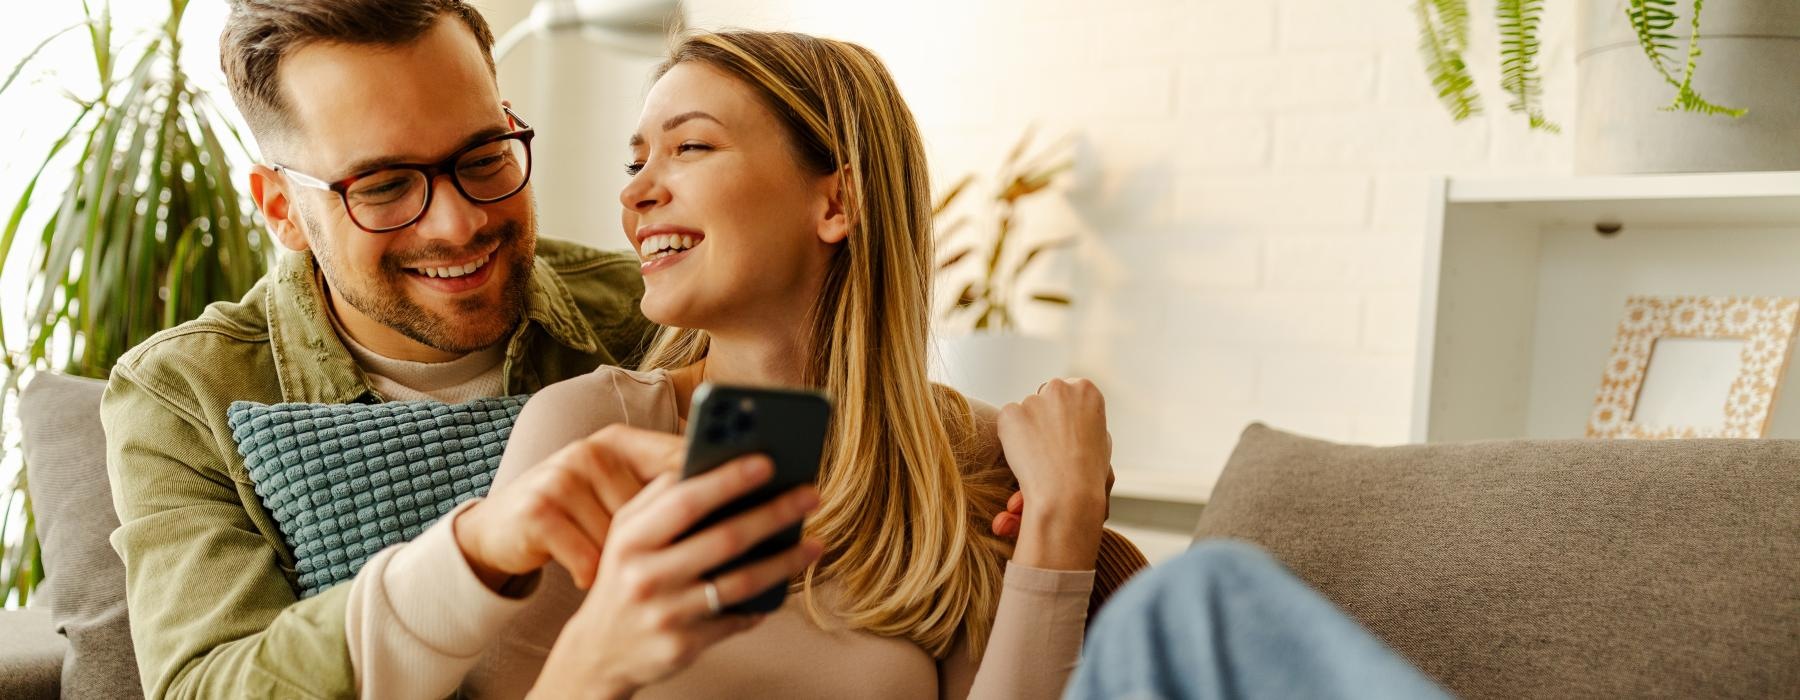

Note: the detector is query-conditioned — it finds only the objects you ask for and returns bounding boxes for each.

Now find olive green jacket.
[101,239,656,698]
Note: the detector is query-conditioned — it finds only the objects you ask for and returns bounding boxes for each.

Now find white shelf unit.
[1413,171,1800,443]
[1110,469,1212,504]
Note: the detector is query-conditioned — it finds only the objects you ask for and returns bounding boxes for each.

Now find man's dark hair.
[221,0,497,153]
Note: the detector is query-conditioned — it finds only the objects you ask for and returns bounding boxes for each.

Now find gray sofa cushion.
[1194,423,1800,700]
[21,373,142,699]
[0,608,65,699]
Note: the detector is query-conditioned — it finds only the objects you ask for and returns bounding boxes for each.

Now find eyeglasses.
[273,107,535,234]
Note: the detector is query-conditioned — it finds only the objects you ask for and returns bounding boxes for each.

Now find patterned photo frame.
[1588,296,1800,439]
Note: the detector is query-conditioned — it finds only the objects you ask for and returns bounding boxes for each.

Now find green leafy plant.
[933,129,1075,333]
[1,0,272,608]
[1497,0,1557,132]
[1415,0,1743,131]
[1416,0,1482,121]
[1627,0,1744,117]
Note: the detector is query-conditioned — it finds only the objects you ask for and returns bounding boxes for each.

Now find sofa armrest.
[0,608,66,699]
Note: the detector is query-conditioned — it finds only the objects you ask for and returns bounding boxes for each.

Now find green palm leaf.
[2,0,271,607]
[0,22,87,98]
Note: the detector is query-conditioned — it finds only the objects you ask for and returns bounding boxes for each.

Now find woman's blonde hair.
[638,31,1013,658]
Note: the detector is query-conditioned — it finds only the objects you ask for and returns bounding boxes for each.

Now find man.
[101,1,658,696]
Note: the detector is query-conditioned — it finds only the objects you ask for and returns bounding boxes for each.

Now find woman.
[352,30,1114,699]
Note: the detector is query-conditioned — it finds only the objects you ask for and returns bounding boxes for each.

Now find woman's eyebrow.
[628,111,725,147]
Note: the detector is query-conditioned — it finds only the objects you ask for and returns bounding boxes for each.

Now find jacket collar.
[264,250,600,403]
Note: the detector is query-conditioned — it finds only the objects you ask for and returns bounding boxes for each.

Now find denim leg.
[1065,540,1450,700]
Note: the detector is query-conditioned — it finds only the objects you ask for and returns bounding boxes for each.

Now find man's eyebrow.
[628,111,724,149]
[338,124,513,178]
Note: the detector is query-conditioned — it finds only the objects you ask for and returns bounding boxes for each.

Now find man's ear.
[815,166,853,245]
[250,164,309,252]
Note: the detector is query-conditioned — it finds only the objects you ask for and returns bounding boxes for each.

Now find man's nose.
[411,174,488,245]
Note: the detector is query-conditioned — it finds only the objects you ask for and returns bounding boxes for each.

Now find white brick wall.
[655,0,1580,500]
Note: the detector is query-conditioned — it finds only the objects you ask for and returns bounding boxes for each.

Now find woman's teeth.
[414,253,491,278]
[641,234,700,261]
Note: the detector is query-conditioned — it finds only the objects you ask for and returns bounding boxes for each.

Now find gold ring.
[703,580,722,616]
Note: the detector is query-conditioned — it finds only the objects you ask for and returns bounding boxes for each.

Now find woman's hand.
[455,424,677,591]
[530,451,824,700]
[995,378,1113,570]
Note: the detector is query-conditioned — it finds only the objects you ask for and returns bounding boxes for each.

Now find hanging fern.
[1496,0,1558,132]
[1415,0,1744,130]
[1414,0,1482,121]
[1626,0,1745,116]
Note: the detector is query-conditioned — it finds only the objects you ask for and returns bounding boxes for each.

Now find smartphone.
[680,383,832,614]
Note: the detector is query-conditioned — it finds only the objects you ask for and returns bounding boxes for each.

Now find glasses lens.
[455,137,530,202]
[345,169,428,231]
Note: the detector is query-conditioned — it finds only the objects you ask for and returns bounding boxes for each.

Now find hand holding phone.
[532,426,822,698]
[679,383,832,614]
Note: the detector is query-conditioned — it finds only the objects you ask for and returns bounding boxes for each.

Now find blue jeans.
[1065,540,1451,700]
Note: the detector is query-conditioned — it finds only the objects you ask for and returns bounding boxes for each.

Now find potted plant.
[0,0,272,608]
[930,128,1077,406]
[1414,0,1800,173]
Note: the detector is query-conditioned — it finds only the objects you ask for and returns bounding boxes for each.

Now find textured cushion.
[0,608,66,699]
[20,372,141,698]
[228,396,527,598]
[1194,423,1800,699]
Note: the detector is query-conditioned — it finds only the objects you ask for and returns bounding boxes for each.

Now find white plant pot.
[1576,0,1800,174]
[931,334,1072,407]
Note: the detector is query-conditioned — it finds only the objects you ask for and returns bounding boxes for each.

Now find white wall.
[487,0,1583,500]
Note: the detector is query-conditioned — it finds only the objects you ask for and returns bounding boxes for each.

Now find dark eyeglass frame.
[272,107,535,234]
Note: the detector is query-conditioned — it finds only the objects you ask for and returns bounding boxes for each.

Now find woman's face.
[621,62,848,332]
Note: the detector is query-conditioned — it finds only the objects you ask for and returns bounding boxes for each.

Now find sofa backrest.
[1194,423,1800,700]
[21,372,143,699]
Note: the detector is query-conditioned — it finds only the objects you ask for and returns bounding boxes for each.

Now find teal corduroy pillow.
[227,395,528,598]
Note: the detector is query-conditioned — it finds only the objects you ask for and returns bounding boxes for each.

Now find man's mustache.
[381,220,519,271]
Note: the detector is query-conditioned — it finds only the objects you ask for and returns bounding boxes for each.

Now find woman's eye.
[624,143,709,175]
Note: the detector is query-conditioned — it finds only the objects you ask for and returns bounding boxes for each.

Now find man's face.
[271,18,534,355]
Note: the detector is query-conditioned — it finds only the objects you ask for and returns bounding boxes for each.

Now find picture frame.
[1588,295,1800,439]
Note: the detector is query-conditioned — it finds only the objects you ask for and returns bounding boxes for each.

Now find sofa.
[0,373,1151,698]
[5,375,1795,698]
[1192,424,1799,698]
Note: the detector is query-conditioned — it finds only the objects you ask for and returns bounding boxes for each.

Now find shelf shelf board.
[1449,171,1800,203]
[1110,467,1212,504]
[1443,172,1800,230]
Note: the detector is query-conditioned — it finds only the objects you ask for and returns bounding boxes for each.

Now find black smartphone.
[679,383,832,614]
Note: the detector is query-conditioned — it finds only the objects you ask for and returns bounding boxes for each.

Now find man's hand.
[453,425,686,591]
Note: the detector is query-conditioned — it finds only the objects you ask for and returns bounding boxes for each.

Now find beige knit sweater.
[344,366,1095,698]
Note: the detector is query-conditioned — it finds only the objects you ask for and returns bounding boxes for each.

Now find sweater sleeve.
[940,562,1096,700]
[344,367,674,698]
[345,499,542,699]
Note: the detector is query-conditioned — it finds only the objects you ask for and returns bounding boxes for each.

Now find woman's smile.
[635,224,706,272]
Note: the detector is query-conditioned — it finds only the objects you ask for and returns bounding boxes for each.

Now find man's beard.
[305,210,535,354]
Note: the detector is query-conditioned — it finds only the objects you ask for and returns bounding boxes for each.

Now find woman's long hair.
[638,31,1012,658]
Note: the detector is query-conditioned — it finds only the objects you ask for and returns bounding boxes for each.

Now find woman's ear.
[250,164,309,252]
[815,166,854,245]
